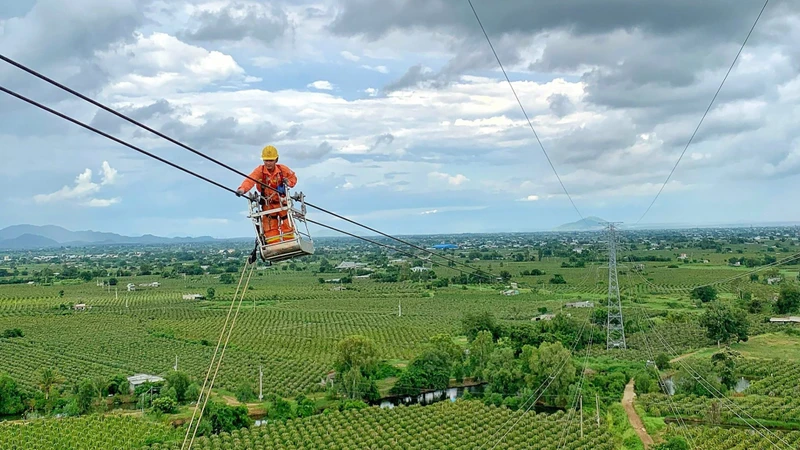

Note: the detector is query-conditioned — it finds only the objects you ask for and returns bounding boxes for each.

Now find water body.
[734,377,751,393]
[375,384,486,409]
[662,377,676,396]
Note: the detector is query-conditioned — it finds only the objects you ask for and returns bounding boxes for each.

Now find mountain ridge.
[0,224,239,250]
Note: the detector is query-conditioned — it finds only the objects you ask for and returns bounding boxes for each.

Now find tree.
[206,287,215,300]
[76,378,99,414]
[549,274,567,284]
[58,290,65,298]
[235,381,255,402]
[654,437,689,450]
[152,396,177,415]
[699,302,749,344]
[499,270,512,282]
[199,400,252,435]
[461,311,499,341]
[38,368,64,400]
[108,278,118,286]
[165,370,191,403]
[391,348,452,395]
[776,284,800,314]
[655,353,671,370]
[219,273,234,284]
[335,335,380,401]
[524,341,575,407]
[711,349,738,391]
[467,330,495,380]
[690,285,717,303]
[0,373,24,415]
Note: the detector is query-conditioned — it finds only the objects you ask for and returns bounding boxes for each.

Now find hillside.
[554,216,609,231]
[0,224,224,249]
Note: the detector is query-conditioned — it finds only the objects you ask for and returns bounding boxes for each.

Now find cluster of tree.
[627,255,672,262]
[519,269,546,276]
[1,328,23,338]
[672,349,741,398]
[699,301,749,344]
[0,368,207,420]
[332,335,384,402]
[727,255,778,268]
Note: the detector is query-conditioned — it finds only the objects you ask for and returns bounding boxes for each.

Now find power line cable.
[0,85,238,196]
[466,0,583,220]
[0,81,500,283]
[636,0,770,224]
[0,53,501,279]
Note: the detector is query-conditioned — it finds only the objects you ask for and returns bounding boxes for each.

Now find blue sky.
[1,0,800,238]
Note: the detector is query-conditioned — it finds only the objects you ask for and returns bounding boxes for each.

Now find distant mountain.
[554,216,609,231]
[0,233,61,250]
[0,224,227,250]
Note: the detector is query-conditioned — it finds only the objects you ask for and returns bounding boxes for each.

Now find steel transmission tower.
[606,223,626,349]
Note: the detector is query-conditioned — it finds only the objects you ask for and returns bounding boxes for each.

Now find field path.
[670,350,699,364]
[622,378,654,449]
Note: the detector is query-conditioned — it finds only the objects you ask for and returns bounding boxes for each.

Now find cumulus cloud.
[33,161,120,207]
[307,80,334,90]
[429,172,469,186]
[341,50,360,61]
[98,32,245,96]
[362,64,389,73]
[181,2,291,45]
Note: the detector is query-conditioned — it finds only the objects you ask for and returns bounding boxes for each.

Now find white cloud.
[250,56,286,68]
[85,198,121,207]
[519,195,540,202]
[98,32,245,95]
[364,87,378,96]
[340,50,360,62]
[429,172,469,186]
[101,161,117,185]
[362,64,389,73]
[420,209,438,215]
[307,80,334,90]
[34,161,119,206]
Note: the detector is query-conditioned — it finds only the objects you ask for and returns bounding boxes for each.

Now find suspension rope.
[636,0,770,224]
[180,261,250,448]
[184,261,257,450]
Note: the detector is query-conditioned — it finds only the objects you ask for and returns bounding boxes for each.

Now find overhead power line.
[466,0,583,220]
[0,82,500,282]
[636,0,770,224]
[0,52,496,279]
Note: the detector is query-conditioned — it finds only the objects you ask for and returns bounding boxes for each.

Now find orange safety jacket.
[238,164,297,204]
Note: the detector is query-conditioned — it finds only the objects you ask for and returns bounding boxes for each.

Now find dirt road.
[622,378,654,449]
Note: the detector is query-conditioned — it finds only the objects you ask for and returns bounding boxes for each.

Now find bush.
[151,396,178,414]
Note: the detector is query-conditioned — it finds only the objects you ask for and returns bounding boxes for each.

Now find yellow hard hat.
[261,145,279,160]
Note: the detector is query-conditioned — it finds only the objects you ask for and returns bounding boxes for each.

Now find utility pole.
[258,365,263,401]
[174,355,178,371]
[595,393,600,427]
[580,394,584,438]
[398,300,402,317]
[606,223,626,350]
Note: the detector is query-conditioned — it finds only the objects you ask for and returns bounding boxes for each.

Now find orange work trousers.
[260,200,295,244]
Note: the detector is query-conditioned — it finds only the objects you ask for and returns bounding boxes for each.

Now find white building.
[127,374,165,393]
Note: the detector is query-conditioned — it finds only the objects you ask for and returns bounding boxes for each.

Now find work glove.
[236,188,245,197]
[276,184,286,195]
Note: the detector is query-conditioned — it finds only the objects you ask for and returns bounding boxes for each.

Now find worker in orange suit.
[236,145,298,244]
